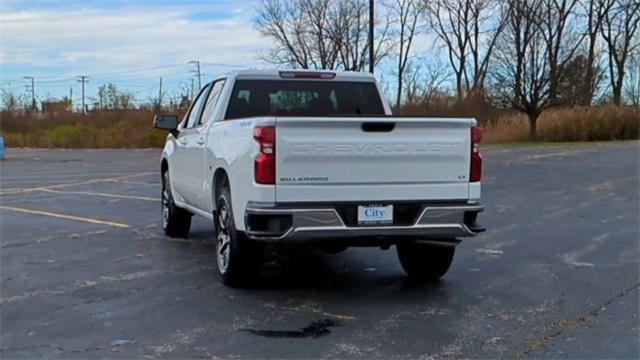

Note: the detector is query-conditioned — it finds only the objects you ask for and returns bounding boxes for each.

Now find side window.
[200,79,226,125]
[184,84,211,128]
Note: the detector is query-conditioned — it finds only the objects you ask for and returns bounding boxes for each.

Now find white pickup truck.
[154,69,484,286]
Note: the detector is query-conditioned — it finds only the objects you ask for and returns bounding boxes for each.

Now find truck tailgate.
[275,117,474,202]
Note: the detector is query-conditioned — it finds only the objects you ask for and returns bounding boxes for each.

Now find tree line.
[255,0,640,139]
[1,81,194,114]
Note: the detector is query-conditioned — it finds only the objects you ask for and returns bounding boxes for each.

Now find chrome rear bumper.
[244,202,484,243]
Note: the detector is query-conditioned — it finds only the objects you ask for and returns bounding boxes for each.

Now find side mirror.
[153,114,179,137]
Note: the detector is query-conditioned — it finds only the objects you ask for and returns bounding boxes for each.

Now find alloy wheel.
[216,203,231,274]
[161,173,170,229]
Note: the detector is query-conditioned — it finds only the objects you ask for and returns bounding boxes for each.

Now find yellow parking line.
[0,205,130,228]
[0,172,157,195]
[35,188,157,202]
[50,172,157,189]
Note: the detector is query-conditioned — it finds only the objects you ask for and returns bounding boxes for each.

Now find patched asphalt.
[0,142,638,359]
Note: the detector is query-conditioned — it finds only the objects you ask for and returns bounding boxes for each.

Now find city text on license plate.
[357,205,393,225]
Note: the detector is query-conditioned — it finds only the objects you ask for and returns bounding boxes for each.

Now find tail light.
[470,126,483,182]
[253,126,276,184]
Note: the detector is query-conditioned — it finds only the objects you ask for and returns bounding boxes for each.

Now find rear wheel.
[397,241,455,281]
[215,179,263,286]
[161,171,191,238]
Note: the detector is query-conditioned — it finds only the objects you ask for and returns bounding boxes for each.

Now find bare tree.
[426,0,507,101]
[255,0,332,68]
[97,83,136,110]
[255,0,391,70]
[1,89,21,113]
[539,0,583,105]
[556,54,605,104]
[331,0,393,70]
[403,59,450,105]
[492,0,551,140]
[578,0,615,104]
[150,85,167,112]
[387,0,425,113]
[625,52,640,105]
[601,0,640,105]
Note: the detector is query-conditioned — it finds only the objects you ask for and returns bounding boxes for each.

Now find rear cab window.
[225,80,385,120]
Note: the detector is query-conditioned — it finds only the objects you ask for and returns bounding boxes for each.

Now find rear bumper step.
[244,202,483,243]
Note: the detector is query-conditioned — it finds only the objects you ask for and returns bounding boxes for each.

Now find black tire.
[397,242,455,281]
[161,171,191,238]
[215,178,263,286]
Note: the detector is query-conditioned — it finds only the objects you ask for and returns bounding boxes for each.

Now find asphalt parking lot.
[1,142,638,359]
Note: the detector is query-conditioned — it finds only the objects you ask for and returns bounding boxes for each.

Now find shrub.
[47,124,85,147]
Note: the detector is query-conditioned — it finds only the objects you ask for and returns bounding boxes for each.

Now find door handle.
[177,138,187,145]
[196,138,205,146]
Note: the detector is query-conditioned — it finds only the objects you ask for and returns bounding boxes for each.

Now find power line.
[0,62,243,88]
[0,63,188,85]
[0,61,251,82]
[0,61,250,108]
[35,77,78,84]
[200,61,255,68]
[91,71,190,83]
[1,79,24,85]
[84,63,186,77]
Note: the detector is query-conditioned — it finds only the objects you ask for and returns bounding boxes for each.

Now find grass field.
[0,105,637,148]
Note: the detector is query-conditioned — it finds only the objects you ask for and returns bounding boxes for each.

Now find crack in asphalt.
[0,344,65,353]
[0,344,116,355]
[240,319,341,339]
[514,282,640,358]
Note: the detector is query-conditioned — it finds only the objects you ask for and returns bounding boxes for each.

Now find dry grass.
[482,114,531,143]
[483,106,639,143]
[0,109,174,148]
[0,104,637,148]
[402,94,638,143]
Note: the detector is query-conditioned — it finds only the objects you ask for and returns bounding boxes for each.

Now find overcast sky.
[0,0,271,107]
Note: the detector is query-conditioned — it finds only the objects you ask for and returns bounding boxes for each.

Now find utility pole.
[23,76,36,111]
[190,78,194,101]
[158,76,163,110]
[189,60,202,89]
[69,87,73,112]
[369,0,375,74]
[77,76,89,114]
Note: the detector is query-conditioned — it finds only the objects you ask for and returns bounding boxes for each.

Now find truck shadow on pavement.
[181,228,447,292]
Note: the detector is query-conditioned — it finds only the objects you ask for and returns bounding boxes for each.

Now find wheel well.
[161,159,168,175]
[212,168,228,205]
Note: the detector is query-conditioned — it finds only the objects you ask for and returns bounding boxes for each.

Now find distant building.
[41,98,71,114]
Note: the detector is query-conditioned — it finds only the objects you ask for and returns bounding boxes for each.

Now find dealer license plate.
[357,205,393,225]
